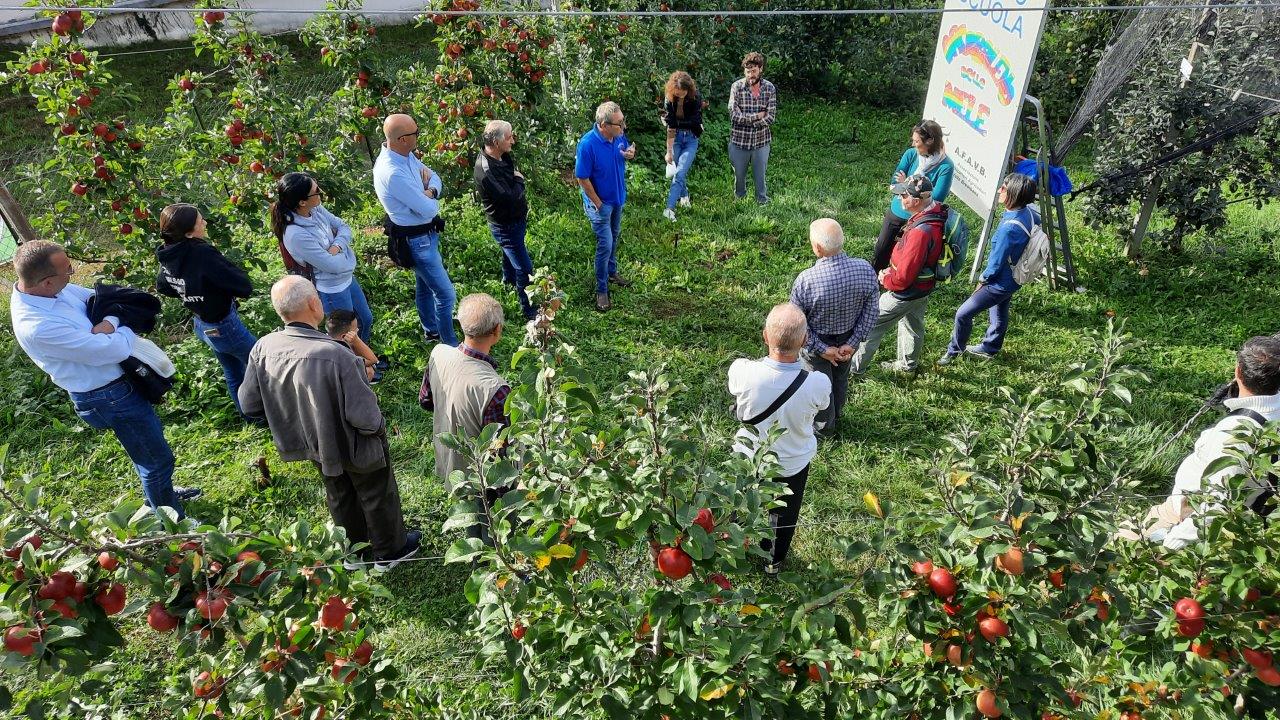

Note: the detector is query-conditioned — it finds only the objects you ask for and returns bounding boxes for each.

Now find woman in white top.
[271,173,380,366]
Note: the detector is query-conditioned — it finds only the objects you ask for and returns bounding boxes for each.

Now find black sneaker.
[174,486,203,502]
[373,530,422,572]
[369,369,384,385]
[423,331,441,344]
[373,358,390,372]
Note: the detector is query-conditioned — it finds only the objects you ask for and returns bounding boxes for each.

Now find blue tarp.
[1014,158,1074,197]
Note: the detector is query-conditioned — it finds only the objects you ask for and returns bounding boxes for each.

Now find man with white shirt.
[728,303,831,575]
[1125,335,1280,549]
[373,113,457,346]
[9,240,198,518]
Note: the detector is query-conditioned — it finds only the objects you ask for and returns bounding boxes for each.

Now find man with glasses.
[575,101,636,312]
[373,113,458,346]
[9,240,199,519]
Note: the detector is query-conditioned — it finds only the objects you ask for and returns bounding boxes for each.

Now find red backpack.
[277,239,314,282]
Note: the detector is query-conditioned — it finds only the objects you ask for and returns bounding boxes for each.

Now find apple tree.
[0,443,424,719]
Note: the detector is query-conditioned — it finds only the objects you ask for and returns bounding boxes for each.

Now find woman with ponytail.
[155,203,257,414]
[272,173,381,373]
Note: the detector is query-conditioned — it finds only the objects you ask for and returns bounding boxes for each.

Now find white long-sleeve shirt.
[372,145,443,227]
[1163,393,1280,549]
[10,283,136,393]
[727,357,831,477]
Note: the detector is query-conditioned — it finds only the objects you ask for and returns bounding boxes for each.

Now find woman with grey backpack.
[938,172,1040,365]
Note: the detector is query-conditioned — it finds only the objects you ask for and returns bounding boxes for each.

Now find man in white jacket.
[728,303,830,575]
[1129,335,1280,549]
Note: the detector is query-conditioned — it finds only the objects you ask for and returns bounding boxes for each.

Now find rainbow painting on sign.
[943,81,991,135]
[942,25,1016,106]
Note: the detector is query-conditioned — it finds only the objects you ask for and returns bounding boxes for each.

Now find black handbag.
[381,214,446,269]
[120,357,175,404]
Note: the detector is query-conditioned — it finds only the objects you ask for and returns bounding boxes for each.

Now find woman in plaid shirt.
[727,52,777,204]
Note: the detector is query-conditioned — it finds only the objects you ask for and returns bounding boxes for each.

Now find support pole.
[0,182,38,244]
[968,206,998,283]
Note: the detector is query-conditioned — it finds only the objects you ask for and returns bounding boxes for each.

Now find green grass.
[3,63,1280,719]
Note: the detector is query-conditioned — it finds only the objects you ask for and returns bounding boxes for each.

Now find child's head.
[325,309,359,339]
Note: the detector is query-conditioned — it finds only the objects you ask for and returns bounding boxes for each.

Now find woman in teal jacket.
[871,120,954,271]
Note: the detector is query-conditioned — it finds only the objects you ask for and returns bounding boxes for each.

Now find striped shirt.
[789,253,880,355]
[728,78,777,150]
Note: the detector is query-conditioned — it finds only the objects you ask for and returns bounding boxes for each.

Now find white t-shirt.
[727,357,831,477]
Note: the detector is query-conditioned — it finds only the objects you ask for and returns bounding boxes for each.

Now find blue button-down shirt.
[373,144,444,227]
[10,283,136,393]
[789,253,880,354]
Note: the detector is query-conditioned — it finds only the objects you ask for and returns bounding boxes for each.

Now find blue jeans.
[729,141,770,203]
[488,220,535,319]
[584,200,623,293]
[666,131,699,210]
[407,231,458,346]
[193,306,257,413]
[946,284,1016,356]
[70,378,183,519]
[319,278,375,344]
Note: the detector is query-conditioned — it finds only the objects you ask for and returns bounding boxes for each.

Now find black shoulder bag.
[1229,407,1278,517]
[735,370,810,426]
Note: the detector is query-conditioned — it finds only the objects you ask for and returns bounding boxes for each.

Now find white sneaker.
[679,196,691,208]
[662,208,677,222]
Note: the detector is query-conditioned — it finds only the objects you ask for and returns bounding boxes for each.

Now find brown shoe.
[608,274,633,288]
[595,292,611,312]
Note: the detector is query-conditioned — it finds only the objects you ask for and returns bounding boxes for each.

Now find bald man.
[728,303,831,575]
[789,218,878,437]
[240,276,420,570]
[373,113,458,346]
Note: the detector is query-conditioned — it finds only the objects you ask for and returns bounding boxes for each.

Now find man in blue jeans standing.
[575,101,636,312]
[373,113,458,346]
[9,240,199,519]
[475,119,536,320]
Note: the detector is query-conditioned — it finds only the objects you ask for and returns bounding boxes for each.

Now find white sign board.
[922,0,1049,216]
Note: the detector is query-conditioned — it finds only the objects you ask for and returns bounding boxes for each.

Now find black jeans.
[317,440,407,560]
[803,348,851,436]
[872,209,908,272]
[762,464,810,565]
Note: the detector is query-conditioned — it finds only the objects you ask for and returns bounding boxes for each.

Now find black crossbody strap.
[1228,408,1279,516]
[742,370,809,426]
[1230,408,1269,426]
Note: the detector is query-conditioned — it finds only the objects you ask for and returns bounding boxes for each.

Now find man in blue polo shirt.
[575,101,636,312]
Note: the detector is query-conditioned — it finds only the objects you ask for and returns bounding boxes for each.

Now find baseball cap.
[889,175,934,198]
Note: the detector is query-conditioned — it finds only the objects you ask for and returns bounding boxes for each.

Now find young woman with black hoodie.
[155,203,257,413]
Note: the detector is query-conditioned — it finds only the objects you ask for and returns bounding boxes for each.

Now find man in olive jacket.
[239,276,420,570]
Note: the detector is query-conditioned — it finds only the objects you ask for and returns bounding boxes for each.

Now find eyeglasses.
[307,189,323,199]
[398,130,420,140]
[605,121,627,129]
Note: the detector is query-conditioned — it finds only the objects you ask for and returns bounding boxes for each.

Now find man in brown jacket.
[420,293,512,541]
[240,276,420,570]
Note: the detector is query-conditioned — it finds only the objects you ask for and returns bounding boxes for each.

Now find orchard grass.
[2,95,1279,713]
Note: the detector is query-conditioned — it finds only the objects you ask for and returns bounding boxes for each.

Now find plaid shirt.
[419,345,511,428]
[789,253,880,355]
[728,78,777,149]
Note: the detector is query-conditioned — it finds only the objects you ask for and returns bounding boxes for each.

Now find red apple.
[249,160,265,173]
[60,123,76,136]
[976,689,1002,718]
[910,560,934,576]
[1258,665,1280,686]
[511,621,526,640]
[95,583,126,615]
[353,640,373,666]
[927,567,957,598]
[195,588,231,621]
[995,547,1024,576]
[97,551,118,571]
[656,546,693,580]
[49,600,77,619]
[38,571,76,600]
[361,106,378,118]
[693,508,715,534]
[178,77,195,91]
[51,12,75,36]
[75,94,93,108]
[978,616,1010,642]
[203,11,225,25]
[68,50,86,65]
[4,626,37,657]
[118,223,133,236]
[193,671,224,699]
[320,595,349,630]
[1243,647,1273,670]
[331,658,357,683]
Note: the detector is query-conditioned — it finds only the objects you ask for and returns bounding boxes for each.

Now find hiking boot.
[608,274,633,288]
[373,530,422,572]
[174,486,203,502]
[595,292,611,312]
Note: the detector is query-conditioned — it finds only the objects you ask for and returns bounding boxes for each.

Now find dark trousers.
[317,444,406,560]
[872,210,908,272]
[488,220,535,319]
[762,464,810,565]
[803,349,851,436]
[467,484,512,544]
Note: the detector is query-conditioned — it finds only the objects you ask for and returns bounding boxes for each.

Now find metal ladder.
[1016,95,1077,290]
